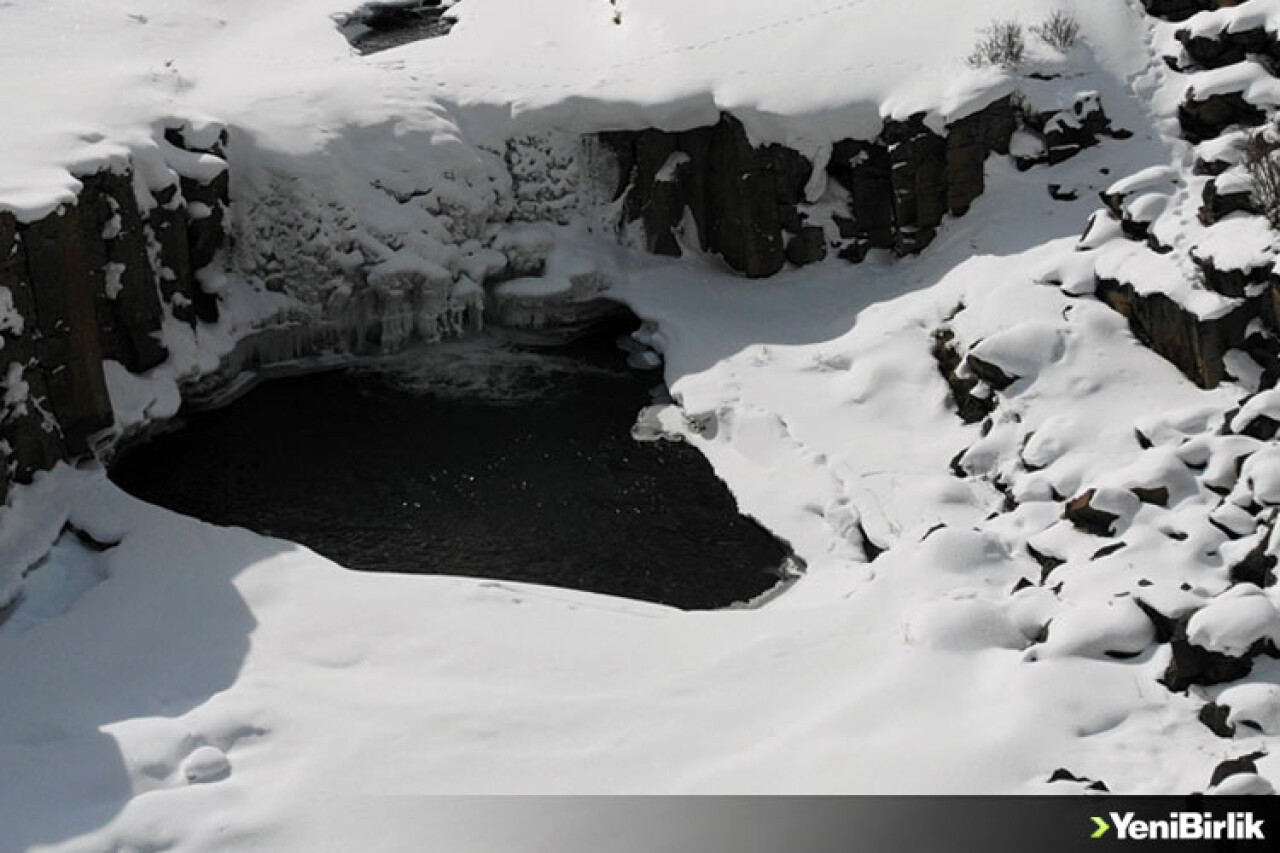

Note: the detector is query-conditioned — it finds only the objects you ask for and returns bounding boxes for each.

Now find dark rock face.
[1163,630,1277,693]
[785,226,827,267]
[1064,489,1119,536]
[883,115,949,254]
[965,352,1017,390]
[604,99,1020,277]
[1095,277,1251,389]
[1179,91,1266,143]
[604,114,810,278]
[1177,22,1280,71]
[1043,93,1121,166]
[828,139,895,256]
[182,169,230,296]
[1230,534,1278,587]
[947,98,1017,214]
[344,1,455,55]
[0,212,69,488]
[1209,751,1267,788]
[705,117,808,277]
[932,328,996,424]
[1191,251,1271,299]
[1199,176,1258,225]
[0,140,229,488]
[1047,768,1110,792]
[1018,93,1127,172]
[1163,635,1257,692]
[20,204,115,454]
[1027,543,1066,581]
[1140,0,1219,23]
[147,184,199,325]
[1132,485,1171,506]
[78,171,169,373]
[1089,3,1280,390]
[1198,701,1237,738]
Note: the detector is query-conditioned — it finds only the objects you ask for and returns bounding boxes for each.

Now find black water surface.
[109,329,792,609]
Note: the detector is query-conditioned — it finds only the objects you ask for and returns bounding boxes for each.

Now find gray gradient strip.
[298,796,1279,852]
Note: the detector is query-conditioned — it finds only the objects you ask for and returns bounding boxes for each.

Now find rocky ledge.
[602,94,1121,278]
[0,87,1128,504]
[0,126,229,504]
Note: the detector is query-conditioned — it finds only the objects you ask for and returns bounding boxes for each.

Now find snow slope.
[1,0,1141,220]
[5,0,1280,850]
[6,153,1278,849]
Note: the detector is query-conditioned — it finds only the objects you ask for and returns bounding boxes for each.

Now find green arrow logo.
[1091,816,1111,839]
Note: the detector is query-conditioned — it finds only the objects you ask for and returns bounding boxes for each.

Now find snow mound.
[1186,586,1280,657]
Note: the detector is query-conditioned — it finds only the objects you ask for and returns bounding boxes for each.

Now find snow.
[1232,387,1280,432]
[1186,60,1280,106]
[0,286,23,340]
[4,0,1280,846]
[1037,599,1156,660]
[1196,216,1277,273]
[1,361,31,418]
[1218,682,1280,735]
[1186,585,1280,657]
[1104,165,1178,198]
[0,0,1143,223]
[905,597,1029,652]
[1094,240,1240,320]
[1184,0,1280,41]
[1239,445,1280,505]
[967,322,1066,385]
[1210,773,1277,795]
[103,263,127,301]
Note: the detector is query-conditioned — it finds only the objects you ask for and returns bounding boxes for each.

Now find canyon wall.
[601,93,1124,278]
[601,104,1023,278]
[0,88,1131,502]
[0,128,230,504]
[1074,0,1280,389]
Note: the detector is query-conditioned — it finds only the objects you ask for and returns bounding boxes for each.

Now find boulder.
[1179,91,1266,143]
[1095,277,1251,388]
[1163,634,1259,691]
[1131,485,1171,506]
[932,328,995,424]
[785,226,827,267]
[1063,489,1120,536]
[1229,535,1277,587]
[1209,751,1267,788]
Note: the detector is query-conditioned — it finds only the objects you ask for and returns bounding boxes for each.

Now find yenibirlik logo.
[1090,812,1265,841]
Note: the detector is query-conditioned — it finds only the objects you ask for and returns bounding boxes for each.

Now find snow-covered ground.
[5,0,1280,850]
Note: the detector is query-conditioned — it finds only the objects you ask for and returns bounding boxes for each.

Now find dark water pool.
[109,327,792,609]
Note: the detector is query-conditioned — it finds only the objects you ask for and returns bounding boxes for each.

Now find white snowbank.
[0,0,1142,219]
[1186,586,1280,657]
